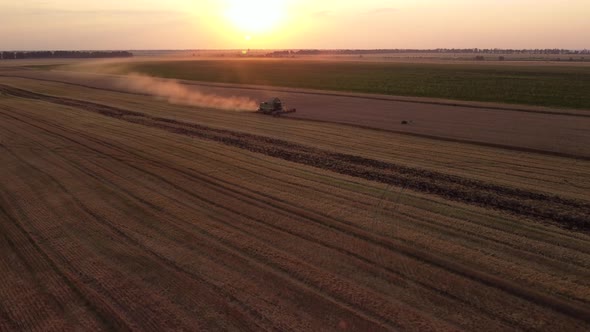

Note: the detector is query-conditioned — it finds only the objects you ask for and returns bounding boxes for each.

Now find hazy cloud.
[1,0,589,50]
[6,8,183,18]
[369,7,397,14]
[312,10,334,18]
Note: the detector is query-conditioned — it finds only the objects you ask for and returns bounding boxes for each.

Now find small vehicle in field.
[256,97,296,116]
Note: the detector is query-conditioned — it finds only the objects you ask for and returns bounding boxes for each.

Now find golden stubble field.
[0,71,589,331]
[3,67,590,159]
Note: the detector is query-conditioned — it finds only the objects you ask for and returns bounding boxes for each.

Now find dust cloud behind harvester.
[117,74,258,111]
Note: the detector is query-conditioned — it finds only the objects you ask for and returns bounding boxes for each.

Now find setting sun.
[1,0,590,331]
[225,0,287,34]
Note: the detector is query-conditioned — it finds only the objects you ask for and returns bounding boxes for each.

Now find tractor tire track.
[0,192,130,331]
[19,129,389,332]
[0,110,447,331]
[2,103,590,326]
[0,148,207,331]
[112,127,590,273]
[100,122,590,260]
[0,139,278,331]
[0,107,516,330]
[0,110,399,331]
[1,84,588,231]
[3,74,590,162]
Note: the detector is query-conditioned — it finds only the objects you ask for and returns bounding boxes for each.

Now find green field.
[120,60,590,109]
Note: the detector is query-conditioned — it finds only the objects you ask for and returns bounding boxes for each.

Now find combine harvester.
[256,98,296,117]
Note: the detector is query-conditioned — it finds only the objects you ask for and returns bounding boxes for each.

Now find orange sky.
[1,0,588,50]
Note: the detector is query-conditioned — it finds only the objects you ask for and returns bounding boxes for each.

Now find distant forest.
[268,48,590,56]
[0,51,133,60]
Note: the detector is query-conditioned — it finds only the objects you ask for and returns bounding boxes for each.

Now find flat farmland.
[3,69,590,159]
[1,74,590,331]
[119,60,590,109]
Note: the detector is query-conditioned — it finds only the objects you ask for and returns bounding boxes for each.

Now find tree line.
[0,51,133,60]
[267,48,590,56]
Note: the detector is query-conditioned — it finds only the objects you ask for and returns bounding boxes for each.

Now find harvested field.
[1,75,590,331]
[0,84,588,230]
[3,70,590,158]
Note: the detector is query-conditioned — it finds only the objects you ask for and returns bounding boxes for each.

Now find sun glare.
[226,0,287,34]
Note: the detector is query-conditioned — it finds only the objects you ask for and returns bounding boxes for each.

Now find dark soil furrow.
[3,107,590,326]
[3,74,590,162]
[91,119,590,258]
[0,108,543,330]
[1,84,587,231]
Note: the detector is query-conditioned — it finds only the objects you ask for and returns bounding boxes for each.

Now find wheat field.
[0,75,589,331]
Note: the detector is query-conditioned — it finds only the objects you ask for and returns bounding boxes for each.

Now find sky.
[1,0,588,50]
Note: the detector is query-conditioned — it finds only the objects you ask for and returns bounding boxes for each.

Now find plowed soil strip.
[1,84,589,232]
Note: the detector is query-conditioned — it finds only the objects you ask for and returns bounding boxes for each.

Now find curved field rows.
[0,79,589,331]
[2,76,588,203]
[0,84,587,230]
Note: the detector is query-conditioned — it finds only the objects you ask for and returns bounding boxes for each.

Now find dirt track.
[2,70,590,159]
[1,76,590,331]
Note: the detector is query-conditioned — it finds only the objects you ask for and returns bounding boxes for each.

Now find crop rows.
[1,84,588,230]
[0,80,589,331]
[124,60,590,109]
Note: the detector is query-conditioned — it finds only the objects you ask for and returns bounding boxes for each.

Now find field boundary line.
[1,74,590,161]
[5,71,590,117]
[280,117,590,161]
[1,85,589,232]
[178,81,590,117]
